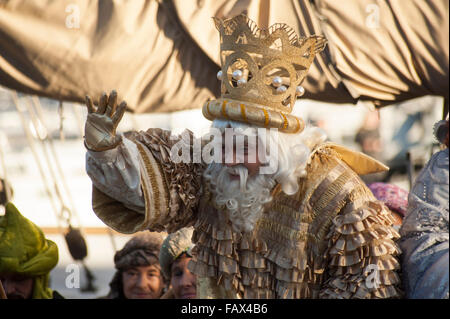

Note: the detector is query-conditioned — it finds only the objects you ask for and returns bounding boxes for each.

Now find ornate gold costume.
[88,15,401,299]
[91,128,402,299]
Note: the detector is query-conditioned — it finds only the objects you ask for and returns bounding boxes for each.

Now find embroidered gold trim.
[295,117,301,132]
[135,142,163,225]
[308,163,346,207]
[311,169,353,215]
[206,101,212,116]
[240,103,248,123]
[152,154,170,210]
[270,201,303,221]
[310,171,359,241]
[257,218,308,242]
[263,108,269,127]
[222,100,229,118]
[295,151,343,223]
[315,178,360,241]
[281,113,288,130]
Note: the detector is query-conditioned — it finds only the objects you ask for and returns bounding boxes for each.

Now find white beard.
[203,164,276,233]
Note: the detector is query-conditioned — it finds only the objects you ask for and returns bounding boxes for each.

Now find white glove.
[84,90,127,152]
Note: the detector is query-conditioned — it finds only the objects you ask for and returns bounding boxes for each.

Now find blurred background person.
[355,110,385,184]
[0,202,62,299]
[399,118,449,299]
[159,227,196,299]
[102,231,166,299]
[355,110,382,161]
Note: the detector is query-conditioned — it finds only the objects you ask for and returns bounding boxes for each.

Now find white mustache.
[226,165,246,175]
[225,165,248,192]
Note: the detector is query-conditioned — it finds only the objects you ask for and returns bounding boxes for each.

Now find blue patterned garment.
[400,148,449,299]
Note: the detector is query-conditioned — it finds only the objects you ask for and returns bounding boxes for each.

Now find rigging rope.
[31,96,83,228]
[0,134,12,203]
[11,91,97,292]
[11,91,64,232]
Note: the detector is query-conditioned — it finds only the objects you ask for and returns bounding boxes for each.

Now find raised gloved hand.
[84,90,127,151]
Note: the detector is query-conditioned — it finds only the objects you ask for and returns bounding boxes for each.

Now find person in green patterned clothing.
[0,202,62,299]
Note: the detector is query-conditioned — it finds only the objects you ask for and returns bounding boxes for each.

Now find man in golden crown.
[84,15,402,299]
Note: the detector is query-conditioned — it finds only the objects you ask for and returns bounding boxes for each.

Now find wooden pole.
[0,279,7,299]
[443,98,449,120]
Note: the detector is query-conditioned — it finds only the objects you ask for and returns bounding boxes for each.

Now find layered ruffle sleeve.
[86,128,204,234]
[319,200,403,298]
[312,145,403,299]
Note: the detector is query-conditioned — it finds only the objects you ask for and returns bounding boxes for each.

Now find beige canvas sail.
[0,0,448,113]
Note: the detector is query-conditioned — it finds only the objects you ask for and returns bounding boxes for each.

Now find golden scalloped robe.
[91,129,402,299]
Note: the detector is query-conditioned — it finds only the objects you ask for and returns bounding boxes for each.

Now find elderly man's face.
[122,265,165,299]
[0,273,34,299]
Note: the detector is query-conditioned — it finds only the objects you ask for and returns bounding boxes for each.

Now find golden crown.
[202,14,327,133]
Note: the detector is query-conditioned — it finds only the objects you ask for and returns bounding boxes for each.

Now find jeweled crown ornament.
[203,14,327,133]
